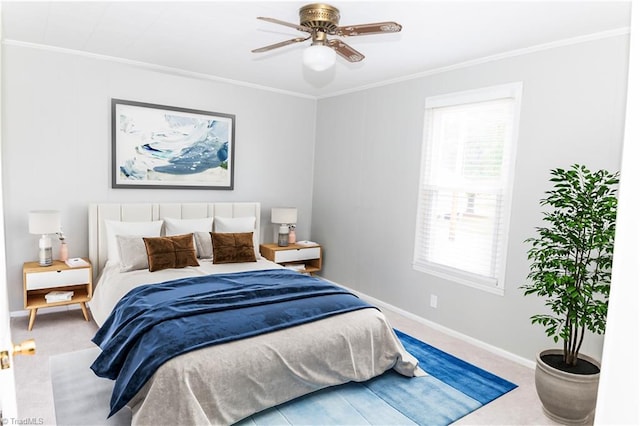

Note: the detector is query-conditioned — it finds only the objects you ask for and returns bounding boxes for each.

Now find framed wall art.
[112,99,235,189]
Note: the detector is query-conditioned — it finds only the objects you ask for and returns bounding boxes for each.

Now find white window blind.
[413,83,522,295]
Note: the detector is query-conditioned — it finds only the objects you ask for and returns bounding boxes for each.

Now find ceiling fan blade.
[327,39,365,63]
[335,21,402,37]
[257,16,312,33]
[252,36,309,53]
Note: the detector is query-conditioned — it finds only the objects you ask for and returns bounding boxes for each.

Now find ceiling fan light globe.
[303,45,336,71]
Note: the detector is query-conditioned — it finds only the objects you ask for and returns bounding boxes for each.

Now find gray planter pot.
[535,349,600,424]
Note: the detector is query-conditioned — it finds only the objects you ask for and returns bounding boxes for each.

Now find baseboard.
[326,278,536,370]
[10,303,83,318]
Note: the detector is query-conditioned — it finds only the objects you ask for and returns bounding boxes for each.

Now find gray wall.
[2,44,317,311]
[312,35,629,362]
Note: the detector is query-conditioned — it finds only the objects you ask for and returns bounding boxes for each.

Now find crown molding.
[1,39,317,100]
[318,27,631,99]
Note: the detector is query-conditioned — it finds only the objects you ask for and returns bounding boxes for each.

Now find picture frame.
[112,99,235,190]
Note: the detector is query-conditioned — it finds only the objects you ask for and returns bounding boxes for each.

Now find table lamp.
[29,210,61,266]
[271,207,297,247]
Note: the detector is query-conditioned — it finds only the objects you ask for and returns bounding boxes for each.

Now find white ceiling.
[1,1,631,98]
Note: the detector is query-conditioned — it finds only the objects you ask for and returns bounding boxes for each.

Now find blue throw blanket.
[90,269,373,417]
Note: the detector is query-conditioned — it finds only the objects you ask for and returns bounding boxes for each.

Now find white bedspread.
[89,259,423,425]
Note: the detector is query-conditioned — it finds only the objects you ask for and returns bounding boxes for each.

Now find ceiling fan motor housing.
[299,3,340,32]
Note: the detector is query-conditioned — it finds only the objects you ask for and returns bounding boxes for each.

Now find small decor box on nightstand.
[23,258,93,330]
[260,243,322,275]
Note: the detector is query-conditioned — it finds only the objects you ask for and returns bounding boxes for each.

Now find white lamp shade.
[303,45,336,72]
[28,210,61,235]
[271,207,297,224]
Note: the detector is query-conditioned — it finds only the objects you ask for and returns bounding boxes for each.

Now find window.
[413,83,522,295]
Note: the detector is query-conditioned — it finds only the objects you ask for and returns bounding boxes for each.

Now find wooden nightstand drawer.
[260,243,322,275]
[25,268,91,290]
[273,246,321,263]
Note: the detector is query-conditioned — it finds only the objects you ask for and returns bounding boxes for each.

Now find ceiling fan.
[252,3,402,71]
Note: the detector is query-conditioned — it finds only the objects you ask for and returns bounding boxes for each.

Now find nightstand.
[260,243,322,275]
[23,259,93,330]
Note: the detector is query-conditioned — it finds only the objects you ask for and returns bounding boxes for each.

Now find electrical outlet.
[430,294,438,308]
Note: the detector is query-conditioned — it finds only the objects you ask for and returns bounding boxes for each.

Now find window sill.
[413,261,505,296]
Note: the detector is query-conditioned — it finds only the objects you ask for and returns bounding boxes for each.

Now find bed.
[87,202,423,425]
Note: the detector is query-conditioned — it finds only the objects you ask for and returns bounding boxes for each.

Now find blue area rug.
[238,330,518,425]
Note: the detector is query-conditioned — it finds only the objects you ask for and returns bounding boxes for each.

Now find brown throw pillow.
[143,233,199,272]
[211,232,257,264]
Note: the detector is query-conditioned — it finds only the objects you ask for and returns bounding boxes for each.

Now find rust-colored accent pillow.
[143,233,199,272]
[211,232,257,264]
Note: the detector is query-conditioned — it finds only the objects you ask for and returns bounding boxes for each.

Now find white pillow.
[105,220,163,262]
[194,232,213,259]
[164,217,213,235]
[214,216,260,258]
[164,217,213,258]
[116,235,149,272]
[214,216,255,232]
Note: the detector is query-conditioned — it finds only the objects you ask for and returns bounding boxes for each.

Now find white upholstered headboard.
[88,202,261,277]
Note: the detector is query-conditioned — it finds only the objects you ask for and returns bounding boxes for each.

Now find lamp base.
[278,225,289,247]
[278,233,289,247]
[38,248,52,266]
[38,235,53,266]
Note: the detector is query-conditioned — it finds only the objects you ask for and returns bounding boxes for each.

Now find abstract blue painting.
[112,99,235,189]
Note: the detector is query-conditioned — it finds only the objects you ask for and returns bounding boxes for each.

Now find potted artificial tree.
[521,164,619,424]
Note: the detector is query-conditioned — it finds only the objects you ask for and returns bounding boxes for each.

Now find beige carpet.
[11,306,564,425]
[50,347,131,425]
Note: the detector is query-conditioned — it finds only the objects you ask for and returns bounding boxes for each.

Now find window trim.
[413,82,523,295]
